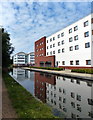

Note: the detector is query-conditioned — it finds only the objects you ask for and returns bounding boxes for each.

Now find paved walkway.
[2,80,17,118]
[23,67,93,81]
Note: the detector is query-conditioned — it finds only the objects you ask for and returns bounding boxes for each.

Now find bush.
[30,67,64,71]
[71,69,93,74]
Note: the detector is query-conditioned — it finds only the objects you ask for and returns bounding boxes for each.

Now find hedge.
[30,67,64,71]
[71,69,93,74]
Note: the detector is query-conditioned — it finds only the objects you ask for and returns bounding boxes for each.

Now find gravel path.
[2,80,18,118]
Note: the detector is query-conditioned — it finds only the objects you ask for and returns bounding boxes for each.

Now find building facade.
[27,52,35,66]
[35,13,93,69]
[13,52,26,66]
[35,37,55,67]
[13,52,35,66]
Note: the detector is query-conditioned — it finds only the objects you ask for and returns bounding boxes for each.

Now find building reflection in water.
[11,68,93,118]
[12,68,35,95]
[34,72,56,103]
[34,72,93,118]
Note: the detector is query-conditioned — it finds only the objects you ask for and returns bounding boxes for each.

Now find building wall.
[35,36,55,67]
[28,52,35,65]
[35,36,46,58]
[13,52,26,66]
[46,13,93,68]
[35,56,55,67]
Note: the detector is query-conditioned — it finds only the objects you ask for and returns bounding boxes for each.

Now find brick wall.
[35,37,55,67]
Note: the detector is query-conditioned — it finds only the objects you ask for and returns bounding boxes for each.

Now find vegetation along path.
[2,79,17,118]
[3,73,56,118]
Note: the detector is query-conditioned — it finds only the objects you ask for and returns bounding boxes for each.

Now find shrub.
[71,69,93,74]
[30,67,64,71]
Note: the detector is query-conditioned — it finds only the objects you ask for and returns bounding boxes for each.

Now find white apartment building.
[13,52,35,66]
[27,52,35,65]
[13,52,26,66]
[46,13,93,68]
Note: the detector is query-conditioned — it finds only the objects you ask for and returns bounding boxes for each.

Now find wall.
[46,14,93,68]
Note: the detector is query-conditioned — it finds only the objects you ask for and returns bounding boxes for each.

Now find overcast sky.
[0,1,92,55]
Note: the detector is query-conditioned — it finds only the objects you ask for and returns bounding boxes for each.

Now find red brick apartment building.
[35,37,55,67]
[34,72,56,103]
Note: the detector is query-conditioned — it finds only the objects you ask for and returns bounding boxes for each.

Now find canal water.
[10,68,93,119]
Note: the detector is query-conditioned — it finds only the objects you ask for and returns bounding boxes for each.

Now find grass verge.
[71,69,93,74]
[3,73,56,118]
[30,66,64,71]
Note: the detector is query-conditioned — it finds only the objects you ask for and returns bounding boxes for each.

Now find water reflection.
[10,68,93,118]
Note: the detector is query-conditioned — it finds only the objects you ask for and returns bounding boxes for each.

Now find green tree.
[2,28,14,68]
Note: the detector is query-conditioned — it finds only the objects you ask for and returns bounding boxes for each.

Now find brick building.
[35,37,55,67]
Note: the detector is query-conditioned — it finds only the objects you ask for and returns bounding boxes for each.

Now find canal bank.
[3,73,56,118]
[22,67,93,81]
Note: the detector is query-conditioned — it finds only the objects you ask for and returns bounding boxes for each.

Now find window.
[58,34,60,38]
[77,94,81,101]
[86,60,91,65]
[62,48,64,53]
[47,46,48,49]
[42,42,43,44]
[76,60,79,65]
[61,32,64,37]
[59,96,62,101]
[50,51,52,55]
[59,104,62,109]
[69,46,73,51]
[59,88,62,92]
[63,98,66,103]
[91,18,93,23]
[84,31,89,37]
[71,92,75,98]
[63,89,66,94]
[62,61,65,65]
[62,40,64,45]
[70,61,73,65]
[71,102,75,108]
[75,45,79,50]
[54,101,56,105]
[53,51,55,54]
[50,38,52,42]
[54,94,56,98]
[58,42,60,46]
[53,37,55,40]
[69,37,73,42]
[69,28,72,33]
[47,52,48,55]
[74,26,78,31]
[85,42,90,48]
[77,105,81,112]
[53,43,55,47]
[88,99,93,105]
[84,20,88,27]
[74,35,78,40]
[50,45,52,48]
[58,49,60,53]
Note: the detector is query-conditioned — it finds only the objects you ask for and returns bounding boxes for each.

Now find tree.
[2,28,14,68]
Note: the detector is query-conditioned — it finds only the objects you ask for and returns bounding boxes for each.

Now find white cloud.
[0,1,91,55]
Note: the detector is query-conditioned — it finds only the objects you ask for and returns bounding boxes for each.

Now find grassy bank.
[71,69,93,74]
[3,73,56,118]
[30,66,64,71]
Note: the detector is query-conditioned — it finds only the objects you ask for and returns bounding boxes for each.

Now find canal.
[10,68,93,119]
